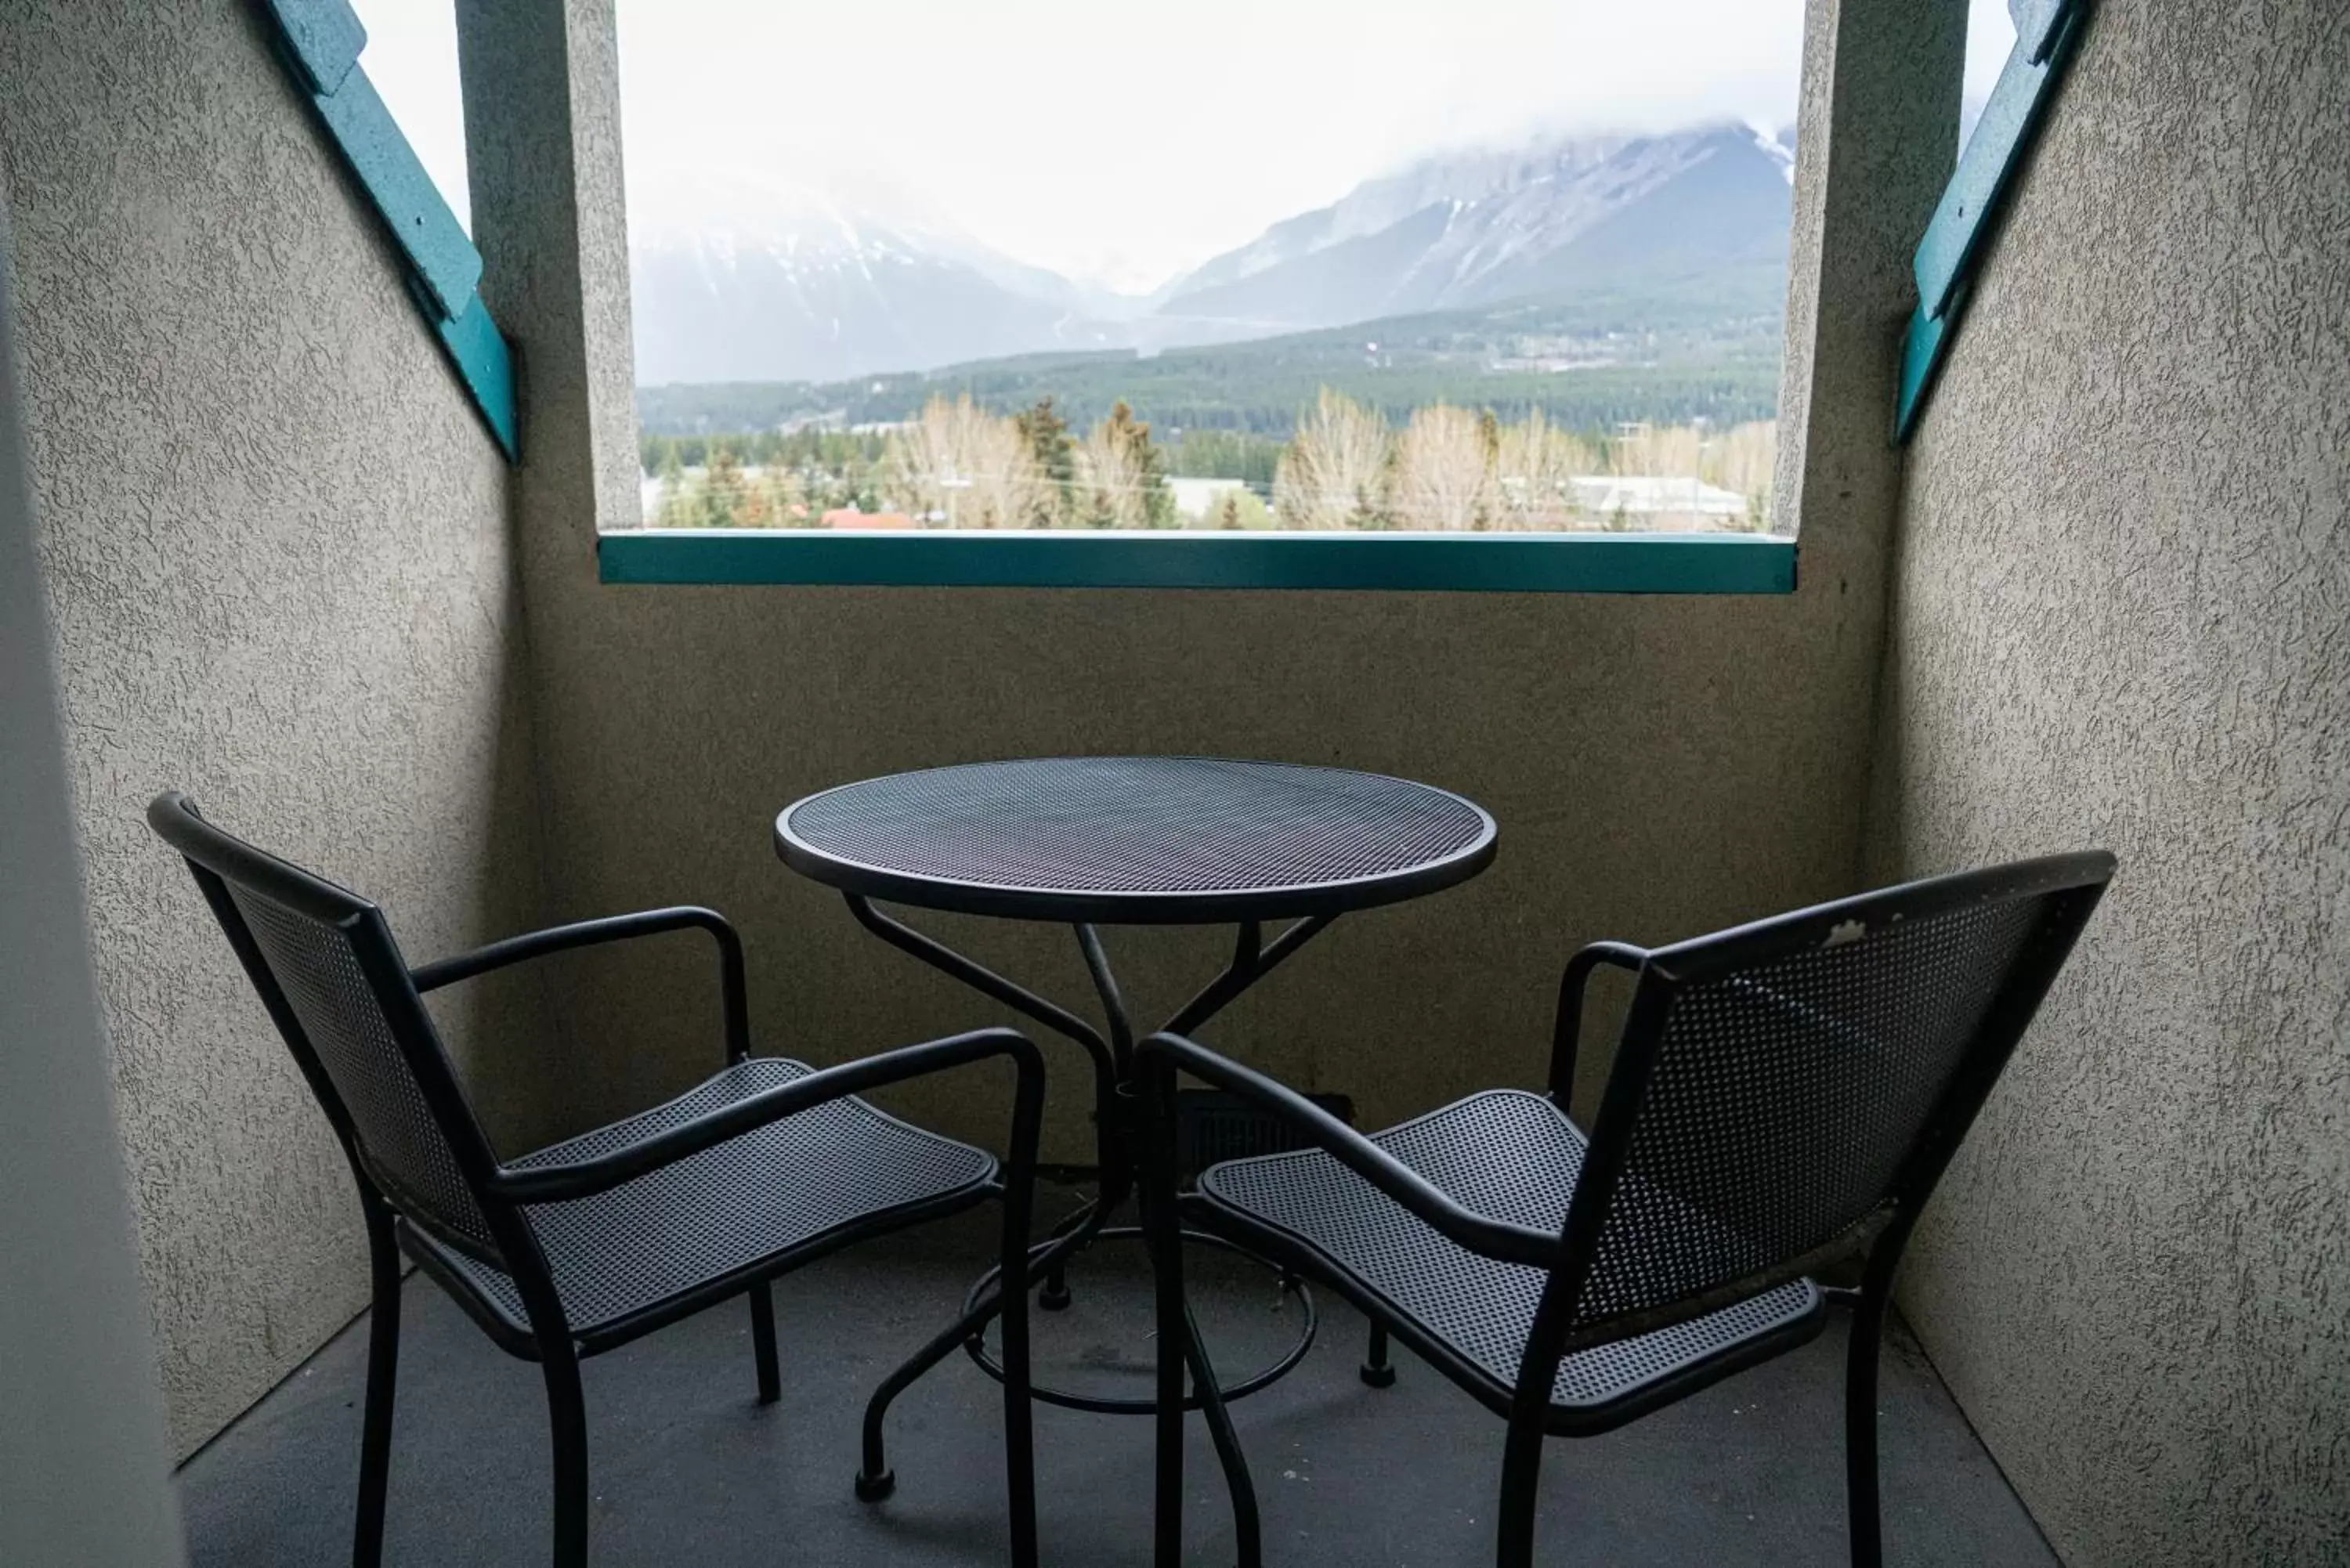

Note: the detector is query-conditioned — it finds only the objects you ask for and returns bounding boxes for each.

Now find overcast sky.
[359,0,2018,292]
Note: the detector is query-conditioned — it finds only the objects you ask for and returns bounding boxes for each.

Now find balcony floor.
[179,1196,2054,1566]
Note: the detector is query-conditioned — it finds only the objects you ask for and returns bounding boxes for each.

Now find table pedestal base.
[958,1216,1318,1414]
[842,898,1340,1568]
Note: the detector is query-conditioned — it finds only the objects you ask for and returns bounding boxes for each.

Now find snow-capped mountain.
[627,125,1795,386]
[1151,123,1795,334]
[627,177,1121,386]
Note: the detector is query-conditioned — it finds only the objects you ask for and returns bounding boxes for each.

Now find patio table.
[776,756,1495,1563]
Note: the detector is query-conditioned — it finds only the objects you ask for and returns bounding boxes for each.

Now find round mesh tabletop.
[776,757,1496,923]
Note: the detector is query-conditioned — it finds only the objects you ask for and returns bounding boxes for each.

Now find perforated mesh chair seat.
[149,786,1047,1568]
[408,1057,996,1350]
[1198,1090,1820,1422]
[1147,852,2116,1566]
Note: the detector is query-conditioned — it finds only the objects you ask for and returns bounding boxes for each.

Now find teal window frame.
[262,0,518,460]
[596,529,1796,594]
[1896,0,2092,440]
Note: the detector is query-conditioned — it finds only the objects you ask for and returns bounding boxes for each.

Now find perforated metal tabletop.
[776,757,1497,924]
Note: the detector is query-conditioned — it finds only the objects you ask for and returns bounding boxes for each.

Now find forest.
[636,269,1788,444]
[643,391,1779,534]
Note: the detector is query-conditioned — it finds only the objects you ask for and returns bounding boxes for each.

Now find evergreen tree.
[654,446,694,527]
[1015,397,1076,526]
[1109,401,1176,529]
[1074,401,1175,529]
[700,444,749,526]
[734,464,774,526]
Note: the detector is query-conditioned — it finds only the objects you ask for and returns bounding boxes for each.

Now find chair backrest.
[146,792,506,1265]
[1557,853,2114,1338]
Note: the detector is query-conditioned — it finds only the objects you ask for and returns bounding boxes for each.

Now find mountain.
[1151,124,1794,335]
[627,124,1795,386]
[637,276,1789,445]
[627,181,1124,386]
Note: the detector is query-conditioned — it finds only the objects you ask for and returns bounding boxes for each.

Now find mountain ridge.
[1152,123,1791,332]
[629,122,1795,387]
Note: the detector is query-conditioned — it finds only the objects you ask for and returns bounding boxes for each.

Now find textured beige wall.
[0,2,552,1457]
[465,0,1964,1166]
[1868,4,2349,1562]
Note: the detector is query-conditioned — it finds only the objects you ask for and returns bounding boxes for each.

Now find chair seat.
[1195,1089,1821,1425]
[406,1057,996,1351]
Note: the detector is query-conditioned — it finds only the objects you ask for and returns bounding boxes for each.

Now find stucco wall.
[0,2,551,1457]
[1868,4,2349,1562]
[461,0,1964,1168]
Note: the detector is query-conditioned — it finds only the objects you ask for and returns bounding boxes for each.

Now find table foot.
[959,1225,1316,1415]
[856,1231,1068,1503]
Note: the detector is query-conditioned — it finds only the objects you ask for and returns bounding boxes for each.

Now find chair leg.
[749,1282,780,1406]
[353,1210,401,1568]
[1361,1321,1397,1389]
[543,1345,590,1568]
[1494,1414,1546,1568]
[1847,1289,1887,1568]
[999,1237,1039,1568]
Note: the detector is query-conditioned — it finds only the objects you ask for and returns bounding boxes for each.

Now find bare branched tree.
[1709,419,1777,529]
[1273,390,1391,529]
[1391,403,1498,530]
[1608,421,1705,479]
[1495,408,1598,530]
[1073,402,1172,529]
[881,395,1047,529]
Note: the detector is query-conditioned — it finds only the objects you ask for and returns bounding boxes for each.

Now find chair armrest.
[487,1028,1044,1205]
[1137,1033,1560,1269]
[1549,941,1647,1108]
[410,906,748,1061]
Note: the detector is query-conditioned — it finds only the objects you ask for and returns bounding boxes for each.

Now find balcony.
[179,1205,2053,1567]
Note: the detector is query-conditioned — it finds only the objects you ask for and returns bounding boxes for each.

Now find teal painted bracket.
[310,67,481,317]
[597,529,1799,595]
[1896,0,2092,441]
[266,0,363,95]
[434,295,518,458]
[262,0,517,460]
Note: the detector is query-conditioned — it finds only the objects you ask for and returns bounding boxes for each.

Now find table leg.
[855,1227,1085,1500]
[1184,1302,1264,1568]
[1137,1075,1188,1568]
[841,895,1333,1555]
[1137,1060,1267,1568]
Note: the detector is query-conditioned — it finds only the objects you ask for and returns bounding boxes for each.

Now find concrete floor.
[178,1198,2055,1566]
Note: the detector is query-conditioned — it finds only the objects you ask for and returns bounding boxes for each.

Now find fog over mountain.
[629,122,1796,388]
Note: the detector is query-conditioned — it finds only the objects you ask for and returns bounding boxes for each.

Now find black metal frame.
[778,758,1505,1566]
[776,757,1498,927]
[1137,851,2116,1568]
[147,792,1046,1568]
[837,895,1329,1564]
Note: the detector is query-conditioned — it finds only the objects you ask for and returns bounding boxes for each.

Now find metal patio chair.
[1137,853,2113,1568]
[148,792,1044,1568]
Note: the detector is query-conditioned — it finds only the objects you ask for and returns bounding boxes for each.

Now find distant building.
[822,508,915,530]
[1167,476,1249,518]
[1565,475,1752,522]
